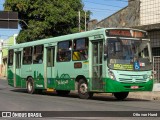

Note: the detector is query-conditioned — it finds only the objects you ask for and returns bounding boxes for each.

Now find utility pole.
[78,11,81,32]
[13,34,18,45]
[85,11,86,31]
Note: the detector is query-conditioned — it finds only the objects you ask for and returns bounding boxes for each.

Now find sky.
[0,0,128,41]
[82,0,128,21]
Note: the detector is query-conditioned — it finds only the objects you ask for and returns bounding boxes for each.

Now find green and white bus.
[7,28,154,100]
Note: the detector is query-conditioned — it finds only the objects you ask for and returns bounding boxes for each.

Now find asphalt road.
[0,79,160,120]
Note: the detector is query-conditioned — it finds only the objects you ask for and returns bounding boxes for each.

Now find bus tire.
[27,77,35,94]
[56,90,70,96]
[113,92,129,100]
[78,79,93,99]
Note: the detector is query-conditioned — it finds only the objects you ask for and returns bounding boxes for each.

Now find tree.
[4,0,90,43]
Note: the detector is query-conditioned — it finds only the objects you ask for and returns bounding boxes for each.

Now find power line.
[84,9,116,13]
[0,29,19,31]
[115,0,128,2]
[102,0,128,2]
[83,0,123,8]
[84,7,118,12]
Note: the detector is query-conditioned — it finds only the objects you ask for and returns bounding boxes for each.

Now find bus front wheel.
[78,79,93,99]
[27,77,35,94]
[113,92,129,100]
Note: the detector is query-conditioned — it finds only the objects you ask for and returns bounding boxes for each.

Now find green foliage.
[4,0,90,43]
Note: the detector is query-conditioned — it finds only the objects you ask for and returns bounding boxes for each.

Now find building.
[88,0,160,84]
[0,34,17,77]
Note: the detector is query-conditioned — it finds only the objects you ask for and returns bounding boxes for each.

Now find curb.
[128,92,160,101]
[95,92,160,101]
[0,77,7,80]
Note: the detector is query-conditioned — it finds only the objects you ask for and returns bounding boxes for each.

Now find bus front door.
[92,40,103,91]
[46,47,55,88]
[15,51,22,87]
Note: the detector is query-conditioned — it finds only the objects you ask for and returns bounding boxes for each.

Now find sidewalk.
[1,76,160,101]
[0,76,7,80]
[128,91,160,101]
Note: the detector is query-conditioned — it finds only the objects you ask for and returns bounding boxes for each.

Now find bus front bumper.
[104,78,154,93]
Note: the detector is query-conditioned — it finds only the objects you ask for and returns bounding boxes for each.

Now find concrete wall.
[140,0,160,26]
[0,36,15,77]
[95,0,140,28]
[87,19,98,30]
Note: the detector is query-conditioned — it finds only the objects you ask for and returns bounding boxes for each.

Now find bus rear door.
[46,46,55,89]
[15,51,22,87]
[8,49,14,87]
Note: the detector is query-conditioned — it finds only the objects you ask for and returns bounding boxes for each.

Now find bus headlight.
[149,75,153,79]
[148,70,156,80]
[108,70,116,80]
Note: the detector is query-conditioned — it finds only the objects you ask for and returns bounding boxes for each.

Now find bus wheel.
[27,77,35,94]
[78,79,93,99]
[113,92,129,100]
[56,90,70,96]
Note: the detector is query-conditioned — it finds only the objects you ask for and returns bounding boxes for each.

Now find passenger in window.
[23,58,27,64]
[36,54,43,61]
[39,59,43,63]
[80,50,88,60]
[84,50,88,59]
[59,55,64,61]
[66,51,71,61]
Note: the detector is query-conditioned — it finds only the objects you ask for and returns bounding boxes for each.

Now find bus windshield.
[107,38,152,71]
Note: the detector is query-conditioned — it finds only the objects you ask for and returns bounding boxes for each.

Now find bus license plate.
[131,86,139,89]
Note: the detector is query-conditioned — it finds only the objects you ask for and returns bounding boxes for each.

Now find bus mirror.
[104,54,108,60]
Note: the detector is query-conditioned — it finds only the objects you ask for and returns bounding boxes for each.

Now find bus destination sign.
[106,29,147,38]
[132,30,146,38]
[107,30,131,37]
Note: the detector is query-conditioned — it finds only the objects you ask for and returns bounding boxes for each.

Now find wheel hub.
[80,83,87,94]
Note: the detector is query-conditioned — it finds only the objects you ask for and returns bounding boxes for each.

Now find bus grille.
[118,74,148,83]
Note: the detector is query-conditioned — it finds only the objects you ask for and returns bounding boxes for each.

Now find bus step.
[46,88,55,92]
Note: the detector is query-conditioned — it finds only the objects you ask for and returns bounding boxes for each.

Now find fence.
[153,56,160,83]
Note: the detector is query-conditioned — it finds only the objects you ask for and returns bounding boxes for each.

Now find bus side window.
[8,49,14,66]
[23,47,33,64]
[73,38,89,61]
[33,45,44,64]
[57,40,72,62]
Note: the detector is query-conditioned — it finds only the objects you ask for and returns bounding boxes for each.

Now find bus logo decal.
[36,84,43,88]
[55,73,71,85]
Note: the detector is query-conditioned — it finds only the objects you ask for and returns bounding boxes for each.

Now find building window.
[73,38,89,61]
[149,31,160,56]
[57,40,72,62]
[8,49,14,66]
[23,47,33,64]
[33,45,44,64]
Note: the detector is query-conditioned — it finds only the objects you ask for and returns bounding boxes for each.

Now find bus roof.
[8,28,147,49]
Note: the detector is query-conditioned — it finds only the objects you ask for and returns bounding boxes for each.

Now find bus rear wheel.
[113,92,129,100]
[56,90,70,96]
[27,77,35,94]
[78,79,93,99]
